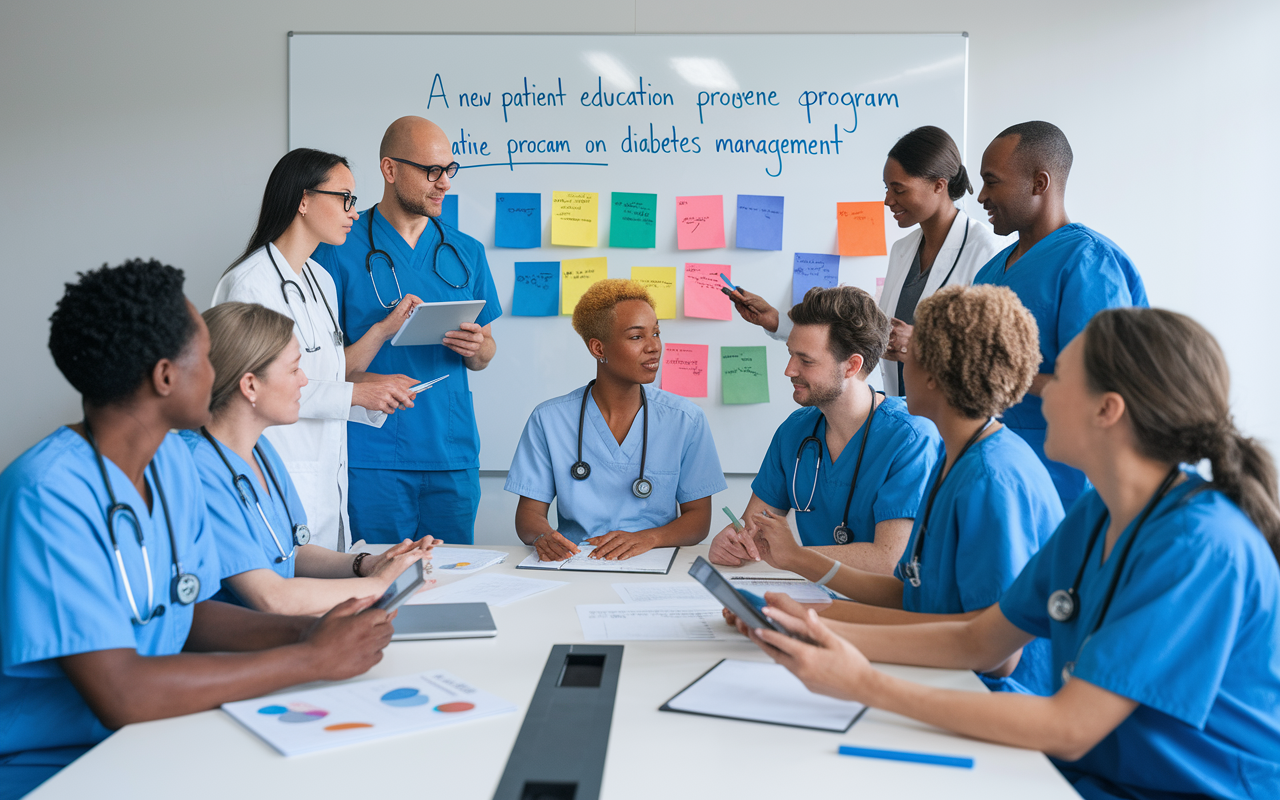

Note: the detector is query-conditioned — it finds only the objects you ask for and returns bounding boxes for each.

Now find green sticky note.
[721,346,770,405]
[609,192,658,248]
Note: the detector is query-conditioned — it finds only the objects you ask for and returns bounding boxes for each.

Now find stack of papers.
[408,573,566,607]
[222,670,515,756]
[517,545,678,574]
[576,603,735,641]
[430,547,508,573]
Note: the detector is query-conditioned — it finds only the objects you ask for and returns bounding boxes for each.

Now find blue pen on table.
[837,745,973,769]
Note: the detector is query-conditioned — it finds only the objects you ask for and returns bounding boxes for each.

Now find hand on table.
[534,530,580,562]
[585,529,659,560]
[301,595,396,680]
[881,318,913,363]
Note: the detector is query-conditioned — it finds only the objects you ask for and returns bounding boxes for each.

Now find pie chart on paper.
[381,687,431,708]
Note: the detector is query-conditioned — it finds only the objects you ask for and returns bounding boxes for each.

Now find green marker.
[722,506,744,532]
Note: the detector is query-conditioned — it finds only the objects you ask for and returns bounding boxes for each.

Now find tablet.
[391,603,498,641]
[688,556,790,636]
[374,561,426,612]
[390,299,487,347]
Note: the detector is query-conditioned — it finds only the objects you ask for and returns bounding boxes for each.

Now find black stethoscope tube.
[570,380,652,500]
[792,386,881,544]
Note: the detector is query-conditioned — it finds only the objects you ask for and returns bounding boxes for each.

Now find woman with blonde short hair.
[505,279,726,561]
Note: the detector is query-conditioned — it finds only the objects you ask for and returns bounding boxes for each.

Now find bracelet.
[531,533,547,546]
[352,552,369,577]
[815,560,841,587]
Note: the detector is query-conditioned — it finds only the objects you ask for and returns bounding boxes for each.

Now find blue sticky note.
[792,252,840,306]
[736,195,784,250]
[513,261,560,316]
[495,193,541,248]
[441,194,459,229]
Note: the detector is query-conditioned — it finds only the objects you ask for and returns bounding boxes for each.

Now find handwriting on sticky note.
[721,346,770,405]
[551,191,599,247]
[661,343,709,398]
[560,257,608,315]
[792,253,841,306]
[684,263,732,321]
[495,193,541,248]
[676,195,725,250]
[836,201,887,256]
[631,267,677,320]
[610,192,658,248]
[513,261,559,317]
[736,195,784,251]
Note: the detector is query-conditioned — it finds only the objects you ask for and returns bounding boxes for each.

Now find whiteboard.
[288,33,968,471]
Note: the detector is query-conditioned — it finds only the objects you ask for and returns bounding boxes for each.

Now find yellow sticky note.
[630,267,677,320]
[561,257,608,315]
[551,191,599,247]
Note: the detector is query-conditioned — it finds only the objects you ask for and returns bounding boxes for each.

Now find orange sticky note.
[660,343,709,398]
[676,195,726,250]
[683,263,732,321]
[836,202,887,256]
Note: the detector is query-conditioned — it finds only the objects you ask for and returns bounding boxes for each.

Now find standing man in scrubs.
[973,121,1147,508]
[314,117,502,545]
[708,286,941,574]
[0,260,397,799]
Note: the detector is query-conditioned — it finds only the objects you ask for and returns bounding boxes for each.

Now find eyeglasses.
[389,157,460,182]
[307,189,357,212]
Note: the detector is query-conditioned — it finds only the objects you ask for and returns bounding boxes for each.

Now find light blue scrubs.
[505,385,727,545]
[0,429,221,799]
[894,427,1064,695]
[181,431,307,606]
[314,206,502,544]
[973,224,1147,508]
[1000,476,1280,800]
[751,397,941,546]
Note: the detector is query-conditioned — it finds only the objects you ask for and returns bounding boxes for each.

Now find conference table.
[30,544,1080,799]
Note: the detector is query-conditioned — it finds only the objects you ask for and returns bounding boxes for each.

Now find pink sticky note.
[676,195,725,250]
[684,263,732,321]
[875,277,886,304]
[661,343,709,398]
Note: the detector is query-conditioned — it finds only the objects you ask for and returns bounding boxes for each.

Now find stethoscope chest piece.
[632,478,652,500]
[901,559,922,588]
[1047,587,1078,623]
[294,524,312,547]
[832,524,852,545]
[571,461,591,481]
[174,572,201,605]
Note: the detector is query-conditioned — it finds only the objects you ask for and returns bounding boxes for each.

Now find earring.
[598,357,607,364]
[251,401,256,408]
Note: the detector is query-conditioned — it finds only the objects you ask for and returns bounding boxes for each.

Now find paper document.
[409,574,565,607]
[430,547,508,573]
[222,670,515,757]
[662,659,866,732]
[577,603,736,641]
[727,579,834,604]
[517,545,678,574]
[611,580,832,605]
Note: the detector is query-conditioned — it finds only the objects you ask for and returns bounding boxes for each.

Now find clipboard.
[660,659,868,732]
[390,299,486,347]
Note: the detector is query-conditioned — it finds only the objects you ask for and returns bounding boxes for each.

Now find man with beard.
[314,117,501,545]
[709,286,940,574]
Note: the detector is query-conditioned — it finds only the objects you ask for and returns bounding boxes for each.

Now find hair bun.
[950,164,973,200]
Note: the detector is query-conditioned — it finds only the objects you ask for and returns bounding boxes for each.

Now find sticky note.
[513,262,559,316]
[875,277,886,304]
[684,263,732,321]
[735,195,784,250]
[551,192,599,247]
[631,267,677,320]
[609,192,658,248]
[661,343,709,398]
[721,346,770,404]
[495,193,541,248]
[676,195,725,250]
[441,195,458,229]
[560,257,608,315]
[792,253,841,306]
[836,202,887,256]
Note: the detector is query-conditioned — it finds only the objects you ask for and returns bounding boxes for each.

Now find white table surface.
[30,544,1079,799]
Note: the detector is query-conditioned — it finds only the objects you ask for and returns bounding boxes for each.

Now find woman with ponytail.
[740,308,1280,800]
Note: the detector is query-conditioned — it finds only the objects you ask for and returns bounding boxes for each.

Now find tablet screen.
[688,556,786,634]
[374,560,425,611]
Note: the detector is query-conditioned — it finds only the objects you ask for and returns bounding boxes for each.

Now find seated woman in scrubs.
[743,307,1280,800]
[182,302,438,616]
[731,286,1064,694]
[506,279,727,561]
[0,260,398,800]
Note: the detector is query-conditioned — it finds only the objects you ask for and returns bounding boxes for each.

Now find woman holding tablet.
[182,302,438,616]
[745,307,1280,799]
[214,148,424,551]
[736,286,1063,694]
[506,280,727,561]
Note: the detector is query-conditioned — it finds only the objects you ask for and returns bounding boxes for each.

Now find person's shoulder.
[0,428,87,495]
[315,209,375,261]
[177,428,206,454]
[778,405,822,434]
[973,239,1018,281]
[440,219,486,256]
[216,249,274,295]
[970,427,1057,495]
[529,385,590,419]
[888,228,923,259]
[1156,478,1266,556]
[876,396,939,442]
[1051,224,1132,263]
[647,387,709,425]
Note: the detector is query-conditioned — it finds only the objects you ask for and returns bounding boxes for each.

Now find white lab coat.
[212,244,385,551]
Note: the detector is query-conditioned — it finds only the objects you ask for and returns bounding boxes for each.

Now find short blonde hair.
[203,302,295,414]
[912,285,1040,419]
[571,279,655,345]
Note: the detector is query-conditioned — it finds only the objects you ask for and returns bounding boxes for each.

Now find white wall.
[4,0,1277,546]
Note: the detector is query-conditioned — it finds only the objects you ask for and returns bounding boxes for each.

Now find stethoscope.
[200,428,311,563]
[85,423,200,625]
[570,380,652,500]
[933,214,971,289]
[1052,466,1182,685]
[900,417,996,588]
[791,386,881,544]
[265,245,343,353]
[364,205,471,308]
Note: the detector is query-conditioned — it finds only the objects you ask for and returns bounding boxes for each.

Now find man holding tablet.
[314,117,502,545]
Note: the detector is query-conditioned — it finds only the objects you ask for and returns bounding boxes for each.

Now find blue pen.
[719,273,742,294]
[837,745,974,769]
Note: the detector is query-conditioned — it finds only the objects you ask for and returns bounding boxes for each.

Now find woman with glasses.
[181,302,438,616]
[215,148,426,552]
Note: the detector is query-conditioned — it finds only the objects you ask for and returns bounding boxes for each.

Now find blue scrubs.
[751,397,941,546]
[505,385,727,544]
[973,224,1147,508]
[894,427,1064,695]
[314,206,502,544]
[181,431,307,606]
[0,429,221,799]
[1000,476,1280,800]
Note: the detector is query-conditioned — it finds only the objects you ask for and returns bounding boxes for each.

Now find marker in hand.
[722,507,745,532]
[409,375,450,393]
[719,273,743,298]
